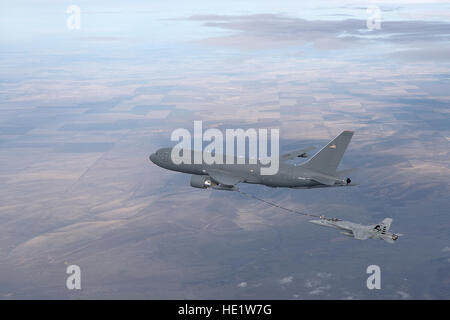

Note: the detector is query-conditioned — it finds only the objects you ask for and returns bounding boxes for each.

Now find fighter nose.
[149,153,157,164]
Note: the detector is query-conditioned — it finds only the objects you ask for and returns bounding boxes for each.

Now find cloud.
[188,14,363,50]
[237,282,248,288]
[73,36,124,42]
[397,291,411,299]
[187,14,450,59]
[391,47,450,62]
[309,285,332,295]
[279,276,294,285]
[305,278,322,288]
[317,272,332,279]
[304,272,334,295]
[442,246,450,252]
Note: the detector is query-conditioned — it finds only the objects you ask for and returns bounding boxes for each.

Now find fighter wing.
[380,218,392,233]
[281,147,315,161]
[207,169,242,186]
[350,227,372,240]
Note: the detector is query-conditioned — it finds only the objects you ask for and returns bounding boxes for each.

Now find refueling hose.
[236,189,330,219]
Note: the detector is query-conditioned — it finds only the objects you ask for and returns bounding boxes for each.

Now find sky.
[0,0,449,299]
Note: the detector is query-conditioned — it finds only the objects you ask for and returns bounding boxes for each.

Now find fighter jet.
[149,130,356,191]
[309,217,402,243]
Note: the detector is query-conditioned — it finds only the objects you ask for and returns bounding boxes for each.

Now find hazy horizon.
[0,0,449,299]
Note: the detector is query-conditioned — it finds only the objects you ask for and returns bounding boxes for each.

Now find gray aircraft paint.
[150,130,355,190]
[309,217,402,243]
